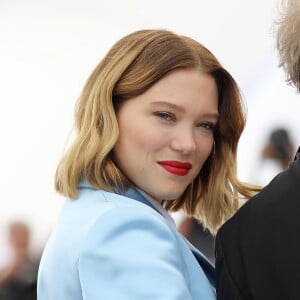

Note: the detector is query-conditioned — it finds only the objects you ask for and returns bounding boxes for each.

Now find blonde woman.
[37,29,258,299]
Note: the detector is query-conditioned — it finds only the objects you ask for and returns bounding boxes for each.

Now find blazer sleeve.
[78,205,193,300]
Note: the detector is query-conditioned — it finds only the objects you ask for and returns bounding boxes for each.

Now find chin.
[157,190,184,201]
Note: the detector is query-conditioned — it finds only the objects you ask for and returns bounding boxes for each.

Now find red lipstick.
[157,161,192,176]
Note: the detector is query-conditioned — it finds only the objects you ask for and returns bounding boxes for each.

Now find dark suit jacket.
[215,149,300,300]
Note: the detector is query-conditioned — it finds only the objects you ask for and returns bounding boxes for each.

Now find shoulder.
[216,154,300,273]
[75,188,181,264]
[66,188,177,244]
[80,198,178,253]
[219,155,300,235]
[55,189,177,259]
[67,188,164,218]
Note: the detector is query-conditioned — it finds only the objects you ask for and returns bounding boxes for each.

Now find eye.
[154,112,175,122]
[197,122,216,131]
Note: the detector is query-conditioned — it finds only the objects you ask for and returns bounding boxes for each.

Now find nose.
[170,126,197,154]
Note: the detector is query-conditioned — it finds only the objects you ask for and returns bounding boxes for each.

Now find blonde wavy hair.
[55,29,260,234]
[276,0,300,91]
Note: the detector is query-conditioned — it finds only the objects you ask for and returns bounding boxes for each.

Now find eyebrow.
[150,101,219,120]
[151,101,184,112]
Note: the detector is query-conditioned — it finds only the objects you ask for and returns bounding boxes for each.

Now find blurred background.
[1,0,300,262]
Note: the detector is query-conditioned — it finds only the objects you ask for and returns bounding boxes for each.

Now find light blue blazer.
[37,181,216,299]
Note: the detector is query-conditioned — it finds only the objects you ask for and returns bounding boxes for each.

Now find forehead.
[143,68,218,110]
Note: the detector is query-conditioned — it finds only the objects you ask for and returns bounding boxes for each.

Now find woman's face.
[114,68,218,201]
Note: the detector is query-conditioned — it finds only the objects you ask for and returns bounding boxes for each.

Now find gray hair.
[276,0,300,91]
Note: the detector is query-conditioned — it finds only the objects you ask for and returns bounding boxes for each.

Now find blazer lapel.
[186,238,216,288]
[120,188,216,288]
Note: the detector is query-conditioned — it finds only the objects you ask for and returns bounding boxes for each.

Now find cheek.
[196,138,214,161]
[132,127,168,152]
[118,125,164,155]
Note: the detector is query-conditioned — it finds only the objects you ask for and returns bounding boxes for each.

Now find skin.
[114,68,219,202]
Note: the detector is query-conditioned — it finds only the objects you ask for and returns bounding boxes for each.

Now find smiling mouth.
[157,161,192,176]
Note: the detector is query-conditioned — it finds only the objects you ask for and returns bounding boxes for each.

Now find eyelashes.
[154,111,216,131]
[154,111,174,121]
[197,122,216,131]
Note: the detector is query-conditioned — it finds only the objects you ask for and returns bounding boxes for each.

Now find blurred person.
[0,221,39,300]
[179,216,215,264]
[255,127,295,185]
[37,29,259,299]
[215,0,300,299]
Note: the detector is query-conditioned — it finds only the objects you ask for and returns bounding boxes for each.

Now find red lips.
[157,161,192,176]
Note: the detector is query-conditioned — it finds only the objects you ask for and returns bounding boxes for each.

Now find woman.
[37,29,259,299]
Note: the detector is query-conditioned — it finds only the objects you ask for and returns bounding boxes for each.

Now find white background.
[1,0,300,254]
